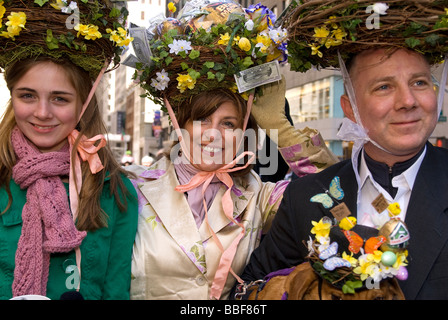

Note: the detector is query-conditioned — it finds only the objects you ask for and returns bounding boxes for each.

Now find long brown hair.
[0,57,134,231]
[172,88,258,177]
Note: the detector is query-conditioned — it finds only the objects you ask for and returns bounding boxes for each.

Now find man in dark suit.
[239,47,448,299]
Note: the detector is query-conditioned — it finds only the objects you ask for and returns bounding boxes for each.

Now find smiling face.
[184,101,243,172]
[11,61,81,153]
[341,48,438,165]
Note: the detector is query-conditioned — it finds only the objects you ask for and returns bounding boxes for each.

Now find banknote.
[234,60,281,93]
[121,54,142,69]
[129,23,153,67]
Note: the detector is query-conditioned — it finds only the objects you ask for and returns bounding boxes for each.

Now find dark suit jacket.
[241,142,448,299]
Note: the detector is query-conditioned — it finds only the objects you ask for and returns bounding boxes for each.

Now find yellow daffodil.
[311,218,331,242]
[342,251,358,267]
[177,74,196,92]
[339,216,357,231]
[75,24,89,37]
[75,24,102,41]
[238,37,251,51]
[368,251,383,264]
[332,28,347,40]
[50,0,66,10]
[107,28,133,47]
[6,12,26,29]
[218,32,231,45]
[394,250,408,268]
[353,256,375,281]
[313,27,330,44]
[168,2,177,13]
[309,43,323,58]
[0,1,5,28]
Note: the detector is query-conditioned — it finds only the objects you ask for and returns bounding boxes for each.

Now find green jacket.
[0,175,138,300]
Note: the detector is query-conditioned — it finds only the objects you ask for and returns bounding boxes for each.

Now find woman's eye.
[223,121,236,128]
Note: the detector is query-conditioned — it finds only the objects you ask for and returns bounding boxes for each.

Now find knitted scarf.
[11,127,87,297]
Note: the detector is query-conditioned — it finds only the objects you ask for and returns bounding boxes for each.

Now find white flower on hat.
[244,19,254,31]
[168,39,192,55]
[372,3,389,15]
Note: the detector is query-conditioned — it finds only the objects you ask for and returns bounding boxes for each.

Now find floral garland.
[0,0,133,77]
[307,176,409,294]
[282,0,448,72]
[133,2,288,111]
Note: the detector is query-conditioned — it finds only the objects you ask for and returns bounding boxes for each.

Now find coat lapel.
[398,145,448,299]
[137,159,206,273]
[198,180,254,241]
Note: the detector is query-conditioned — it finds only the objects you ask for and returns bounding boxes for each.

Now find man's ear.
[340,94,356,122]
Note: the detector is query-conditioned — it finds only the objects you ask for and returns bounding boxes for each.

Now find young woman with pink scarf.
[0,1,138,300]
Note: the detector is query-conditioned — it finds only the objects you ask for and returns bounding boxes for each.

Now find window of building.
[286,77,331,123]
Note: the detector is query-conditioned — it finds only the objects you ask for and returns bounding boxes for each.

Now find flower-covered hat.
[130,0,288,111]
[0,0,133,78]
[281,0,448,72]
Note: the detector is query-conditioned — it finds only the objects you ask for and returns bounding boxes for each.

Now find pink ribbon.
[165,93,255,299]
[66,61,109,291]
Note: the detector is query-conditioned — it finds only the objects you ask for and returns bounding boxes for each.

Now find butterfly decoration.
[343,230,387,255]
[319,242,352,271]
[310,176,344,209]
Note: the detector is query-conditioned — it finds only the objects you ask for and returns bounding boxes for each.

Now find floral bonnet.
[128,0,289,112]
[0,0,133,79]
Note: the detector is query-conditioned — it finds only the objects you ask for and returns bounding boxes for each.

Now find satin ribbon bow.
[67,129,107,219]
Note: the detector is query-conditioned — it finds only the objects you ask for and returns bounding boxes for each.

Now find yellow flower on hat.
[50,0,66,10]
[218,32,231,46]
[177,73,196,92]
[0,1,5,28]
[75,24,102,41]
[238,37,251,51]
[313,27,330,45]
[6,12,26,29]
[168,2,177,13]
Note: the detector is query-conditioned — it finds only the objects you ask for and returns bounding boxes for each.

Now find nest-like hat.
[281,0,448,72]
[0,0,132,78]
[131,1,289,112]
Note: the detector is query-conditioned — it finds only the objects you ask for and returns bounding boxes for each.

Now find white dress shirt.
[356,147,426,228]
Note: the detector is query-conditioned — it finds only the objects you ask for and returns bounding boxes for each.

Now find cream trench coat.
[128,131,338,300]
[127,157,286,300]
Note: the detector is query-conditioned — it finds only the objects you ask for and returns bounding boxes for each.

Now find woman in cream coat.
[127,80,338,300]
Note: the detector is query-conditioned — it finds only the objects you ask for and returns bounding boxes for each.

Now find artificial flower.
[238,37,251,51]
[245,3,275,32]
[0,1,6,28]
[311,218,331,242]
[168,2,177,13]
[61,1,78,14]
[168,39,192,55]
[254,33,272,54]
[342,251,358,267]
[309,43,323,58]
[50,0,67,10]
[177,73,196,92]
[313,27,330,44]
[269,27,288,45]
[245,19,254,31]
[372,2,389,15]
[218,32,231,46]
[156,69,170,83]
[6,12,26,29]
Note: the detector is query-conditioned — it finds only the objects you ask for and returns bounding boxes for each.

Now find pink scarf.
[174,160,222,228]
[11,127,87,297]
